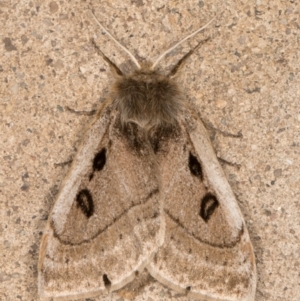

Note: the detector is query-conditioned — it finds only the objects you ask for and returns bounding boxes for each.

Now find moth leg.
[56,107,97,167]
[217,156,241,170]
[65,106,97,116]
[54,159,73,168]
[201,117,243,139]
[168,38,210,77]
[200,117,243,169]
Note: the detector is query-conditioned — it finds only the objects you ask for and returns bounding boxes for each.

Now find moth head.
[91,11,217,129]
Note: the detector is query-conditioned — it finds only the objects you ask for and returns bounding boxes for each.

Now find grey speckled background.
[1,0,299,300]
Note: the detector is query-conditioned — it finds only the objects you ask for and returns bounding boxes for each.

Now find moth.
[38,12,256,301]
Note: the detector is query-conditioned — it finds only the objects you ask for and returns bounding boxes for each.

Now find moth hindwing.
[38,12,256,301]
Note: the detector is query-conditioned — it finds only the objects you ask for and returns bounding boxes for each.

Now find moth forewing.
[189,115,246,229]
[38,12,256,301]
[38,101,162,299]
[147,112,256,301]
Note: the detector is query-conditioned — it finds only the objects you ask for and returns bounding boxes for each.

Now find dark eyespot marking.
[186,286,191,292]
[76,189,94,218]
[103,274,111,289]
[189,152,203,180]
[93,148,106,172]
[200,193,219,222]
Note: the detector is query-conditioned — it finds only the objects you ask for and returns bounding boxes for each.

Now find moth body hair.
[111,66,183,131]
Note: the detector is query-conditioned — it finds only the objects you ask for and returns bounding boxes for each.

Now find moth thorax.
[112,69,182,130]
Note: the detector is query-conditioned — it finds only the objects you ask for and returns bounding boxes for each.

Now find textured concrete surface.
[1,0,299,300]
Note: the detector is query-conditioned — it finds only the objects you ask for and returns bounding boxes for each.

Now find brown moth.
[38,11,256,301]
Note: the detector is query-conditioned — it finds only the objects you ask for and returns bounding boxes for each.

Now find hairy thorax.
[111,67,183,130]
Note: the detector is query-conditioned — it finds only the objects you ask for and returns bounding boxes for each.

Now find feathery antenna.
[90,11,141,69]
[151,15,218,70]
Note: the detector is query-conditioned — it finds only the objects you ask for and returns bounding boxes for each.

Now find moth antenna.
[151,14,218,70]
[168,37,210,77]
[90,11,141,70]
[91,38,123,76]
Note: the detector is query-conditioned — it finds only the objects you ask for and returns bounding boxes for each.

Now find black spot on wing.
[93,148,106,171]
[103,274,111,289]
[189,152,203,180]
[89,148,107,181]
[76,189,94,218]
[54,188,159,246]
[200,193,219,222]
